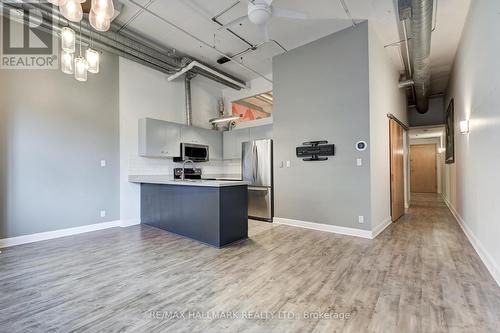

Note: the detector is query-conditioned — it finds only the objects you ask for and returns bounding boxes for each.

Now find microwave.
[174,143,209,162]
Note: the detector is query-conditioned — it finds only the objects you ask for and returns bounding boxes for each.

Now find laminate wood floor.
[1,194,500,332]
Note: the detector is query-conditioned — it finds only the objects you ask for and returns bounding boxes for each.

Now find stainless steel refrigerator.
[242,139,273,222]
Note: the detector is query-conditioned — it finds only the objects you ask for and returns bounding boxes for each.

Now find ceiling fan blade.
[218,15,248,30]
[272,6,308,20]
[259,24,270,42]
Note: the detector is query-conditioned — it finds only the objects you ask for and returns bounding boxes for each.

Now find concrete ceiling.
[114,0,471,94]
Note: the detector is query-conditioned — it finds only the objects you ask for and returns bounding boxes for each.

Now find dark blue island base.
[140,183,248,248]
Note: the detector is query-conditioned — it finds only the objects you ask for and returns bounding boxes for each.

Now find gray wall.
[408,96,445,127]
[273,22,371,230]
[0,52,120,238]
[443,0,500,284]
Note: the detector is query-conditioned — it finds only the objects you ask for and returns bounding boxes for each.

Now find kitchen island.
[129,175,248,248]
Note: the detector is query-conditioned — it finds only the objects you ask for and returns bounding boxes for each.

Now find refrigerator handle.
[253,142,257,182]
[254,143,259,183]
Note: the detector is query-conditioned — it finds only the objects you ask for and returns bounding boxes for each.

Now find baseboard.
[0,219,141,249]
[371,217,392,238]
[442,195,500,287]
[274,217,372,239]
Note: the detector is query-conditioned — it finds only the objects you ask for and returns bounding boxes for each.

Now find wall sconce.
[460,120,470,134]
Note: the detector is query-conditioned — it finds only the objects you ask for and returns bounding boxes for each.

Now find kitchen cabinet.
[203,129,223,160]
[181,125,223,160]
[249,124,273,140]
[223,128,250,160]
[180,125,204,144]
[139,118,181,157]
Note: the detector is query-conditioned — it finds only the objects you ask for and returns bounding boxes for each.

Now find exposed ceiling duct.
[398,0,434,114]
[0,1,247,90]
[168,61,249,90]
[411,0,434,113]
[184,73,195,126]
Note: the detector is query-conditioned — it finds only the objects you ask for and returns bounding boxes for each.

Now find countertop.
[129,175,248,188]
[201,174,242,181]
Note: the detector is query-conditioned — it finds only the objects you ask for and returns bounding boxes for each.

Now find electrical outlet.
[100,210,106,218]
[358,216,364,224]
[100,160,106,167]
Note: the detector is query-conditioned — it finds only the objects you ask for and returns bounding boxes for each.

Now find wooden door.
[410,144,437,193]
[390,119,405,222]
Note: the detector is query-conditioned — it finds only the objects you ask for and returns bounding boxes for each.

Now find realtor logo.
[1,2,58,69]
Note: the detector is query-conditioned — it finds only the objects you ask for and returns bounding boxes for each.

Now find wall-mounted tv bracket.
[296,141,335,161]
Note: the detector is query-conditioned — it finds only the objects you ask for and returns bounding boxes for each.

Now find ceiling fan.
[219,0,308,42]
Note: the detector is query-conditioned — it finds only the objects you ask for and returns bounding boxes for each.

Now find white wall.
[368,22,409,231]
[443,0,500,285]
[119,58,225,223]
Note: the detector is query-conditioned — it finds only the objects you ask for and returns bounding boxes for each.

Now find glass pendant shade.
[61,51,74,74]
[48,0,67,5]
[60,0,83,23]
[91,0,115,19]
[89,9,111,32]
[61,27,75,53]
[74,56,88,82]
[86,48,100,74]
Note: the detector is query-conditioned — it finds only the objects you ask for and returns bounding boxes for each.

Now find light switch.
[100,160,107,167]
[358,216,364,224]
[286,161,291,168]
[356,158,363,166]
[100,210,106,218]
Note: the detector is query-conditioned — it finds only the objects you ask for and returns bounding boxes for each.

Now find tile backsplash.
[128,155,241,176]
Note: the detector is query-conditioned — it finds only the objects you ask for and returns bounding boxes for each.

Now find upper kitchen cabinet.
[223,128,250,160]
[249,124,273,141]
[203,129,223,160]
[139,118,181,158]
[181,125,223,160]
[180,125,204,144]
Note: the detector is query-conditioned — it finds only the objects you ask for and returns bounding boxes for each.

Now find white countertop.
[201,174,242,181]
[128,175,248,188]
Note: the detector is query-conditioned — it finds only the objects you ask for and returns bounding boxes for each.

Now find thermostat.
[356,141,367,151]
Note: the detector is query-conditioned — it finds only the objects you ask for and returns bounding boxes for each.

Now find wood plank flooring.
[1,193,499,332]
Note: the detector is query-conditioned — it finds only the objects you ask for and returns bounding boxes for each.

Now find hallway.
[1,193,499,332]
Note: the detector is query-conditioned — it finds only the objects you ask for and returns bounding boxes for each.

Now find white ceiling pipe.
[168,61,249,90]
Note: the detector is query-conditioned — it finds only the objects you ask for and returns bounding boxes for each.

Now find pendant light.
[74,56,88,81]
[86,48,99,73]
[60,0,83,23]
[61,27,75,53]
[91,0,115,19]
[61,50,74,74]
[89,9,111,32]
[85,29,99,74]
[74,24,88,82]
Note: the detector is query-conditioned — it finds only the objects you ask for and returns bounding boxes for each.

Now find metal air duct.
[411,0,434,113]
